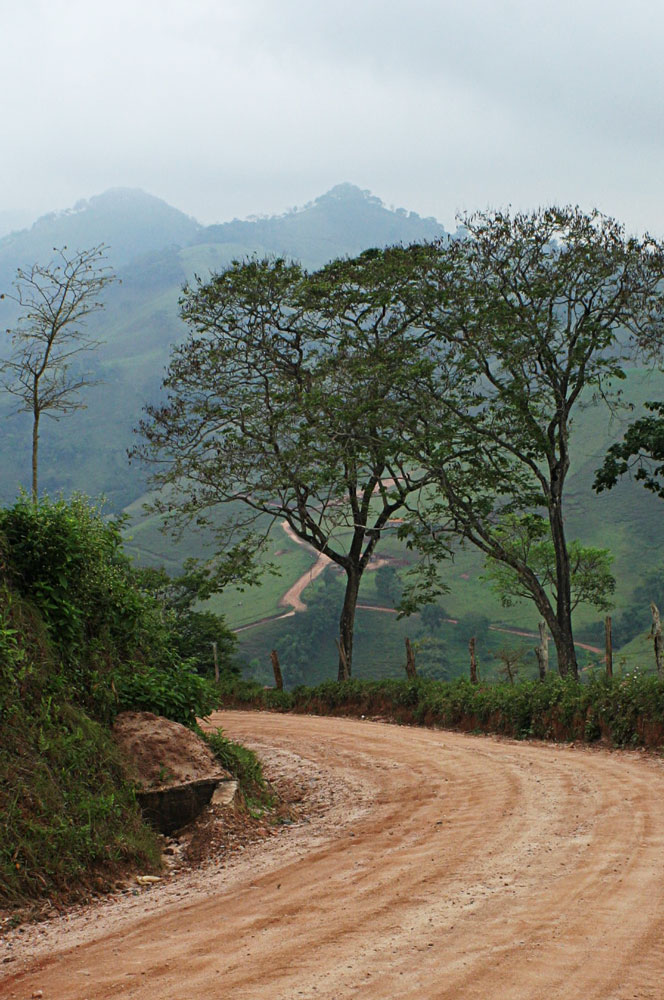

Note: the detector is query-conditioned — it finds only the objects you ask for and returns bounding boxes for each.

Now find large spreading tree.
[402,207,664,678]
[134,249,459,680]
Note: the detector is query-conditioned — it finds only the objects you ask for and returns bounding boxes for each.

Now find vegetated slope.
[0,189,201,290]
[0,496,224,911]
[194,182,447,268]
[124,367,664,683]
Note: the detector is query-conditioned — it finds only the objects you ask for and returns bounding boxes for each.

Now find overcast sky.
[2,0,663,234]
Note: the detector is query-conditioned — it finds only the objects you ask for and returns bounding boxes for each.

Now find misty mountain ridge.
[0,188,201,279]
[195,183,447,266]
[0,183,447,279]
[0,182,449,507]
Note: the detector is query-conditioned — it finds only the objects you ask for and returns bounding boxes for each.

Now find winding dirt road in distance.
[243,521,604,655]
[5,712,664,999]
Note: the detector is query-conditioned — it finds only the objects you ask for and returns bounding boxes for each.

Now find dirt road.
[4,712,664,999]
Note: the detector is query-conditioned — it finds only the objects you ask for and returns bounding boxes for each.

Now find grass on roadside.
[201,727,274,813]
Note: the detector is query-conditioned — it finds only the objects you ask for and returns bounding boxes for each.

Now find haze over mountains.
[1,182,662,673]
[0,184,447,507]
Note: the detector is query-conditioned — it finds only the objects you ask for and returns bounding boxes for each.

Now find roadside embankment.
[218,673,664,749]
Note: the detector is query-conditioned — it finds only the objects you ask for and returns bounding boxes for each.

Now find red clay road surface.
[4,711,664,999]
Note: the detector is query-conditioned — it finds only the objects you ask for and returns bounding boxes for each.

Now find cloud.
[1,0,663,235]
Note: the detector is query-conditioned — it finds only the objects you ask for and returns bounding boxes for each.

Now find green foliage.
[374,564,403,607]
[0,495,222,724]
[483,515,615,613]
[411,636,452,681]
[595,401,664,498]
[455,612,491,647]
[0,493,129,656]
[276,574,346,685]
[419,603,449,632]
[401,206,664,678]
[134,248,451,679]
[134,564,239,679]
[0,495,230,907]
[115,664,219,728]
[610,569,664,649]
[0,662,160,907]
[202,727,270,804]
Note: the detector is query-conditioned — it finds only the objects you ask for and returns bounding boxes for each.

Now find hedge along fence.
[217,674,664,749]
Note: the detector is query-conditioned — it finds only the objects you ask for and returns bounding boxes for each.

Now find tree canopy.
[594,401,664,499]
[401,206,664,677]
[134,249,459,680]
[135,206,664,683]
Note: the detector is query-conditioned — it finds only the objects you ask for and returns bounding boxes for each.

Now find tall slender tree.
[1,245,115,500]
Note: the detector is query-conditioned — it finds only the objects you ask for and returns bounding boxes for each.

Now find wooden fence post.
[270,649,284,691]
[604,616,613,678]
[405,638,417,680]
[469,636,478,684]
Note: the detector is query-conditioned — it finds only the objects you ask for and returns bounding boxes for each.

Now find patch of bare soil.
[4,713,664,1000]
[112,711,228,789]
[174,764,305,870]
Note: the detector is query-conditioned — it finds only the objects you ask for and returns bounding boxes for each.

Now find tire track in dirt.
[4,712,664,1000]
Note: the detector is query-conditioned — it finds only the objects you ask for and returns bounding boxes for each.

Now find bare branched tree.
[1,245,115,499]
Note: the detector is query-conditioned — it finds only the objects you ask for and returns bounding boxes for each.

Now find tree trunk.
[651,603,663,677]
[469,636,478,684]
[337,568,360,681]
[32,409,40,502]
[548,618,578,680]
[549,500,579,679]
[604,616,613,678]
[270,649,283,690]
[534,620,549,680]
[405,638,417,679]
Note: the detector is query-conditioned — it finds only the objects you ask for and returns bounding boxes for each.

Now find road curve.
[4,712,664,999]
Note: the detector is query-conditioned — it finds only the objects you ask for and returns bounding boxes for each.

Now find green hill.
[0,183,448,507]
[123,367,664,683]
[1,185,662,684]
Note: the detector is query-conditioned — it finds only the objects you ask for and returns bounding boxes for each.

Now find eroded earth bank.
[3,711,664,999]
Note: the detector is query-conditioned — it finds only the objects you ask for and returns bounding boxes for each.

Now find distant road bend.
[4,712,664,999]
[236,521,603,656]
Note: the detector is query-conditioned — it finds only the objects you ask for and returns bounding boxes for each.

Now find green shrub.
[116,663,219,727]
[218,673,664,749]
[0,495,231,909]
[202,727,271,806]
[0,495,224,725]
[0,700,160,906]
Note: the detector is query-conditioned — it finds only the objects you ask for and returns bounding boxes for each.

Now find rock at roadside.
[112,711,232,834]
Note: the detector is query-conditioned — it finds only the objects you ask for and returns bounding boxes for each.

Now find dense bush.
[0,495,220,724]
[0,697,159,906]
[0,495,229,908]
